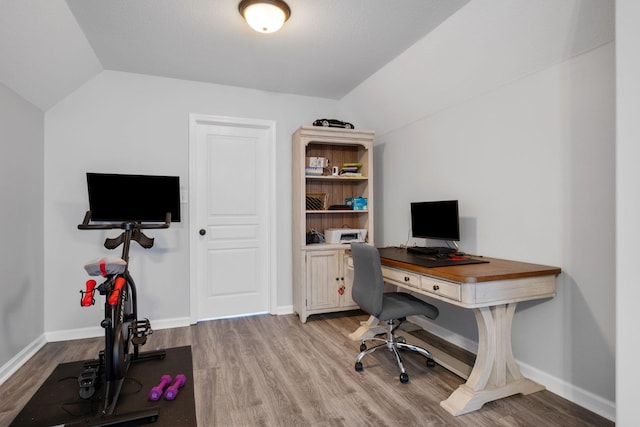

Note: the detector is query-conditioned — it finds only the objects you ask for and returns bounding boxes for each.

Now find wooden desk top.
[378,247,561,283]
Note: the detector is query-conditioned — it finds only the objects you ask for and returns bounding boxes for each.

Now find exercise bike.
[74,210,170,425]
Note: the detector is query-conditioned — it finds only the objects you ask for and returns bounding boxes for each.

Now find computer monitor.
[410,200,460,241]
[86,172,181,222]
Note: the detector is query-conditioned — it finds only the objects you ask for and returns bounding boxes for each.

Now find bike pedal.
[78,369,97,387]
[78,363,100,398]
[131,318,153,345]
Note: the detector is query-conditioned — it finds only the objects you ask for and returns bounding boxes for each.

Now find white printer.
[325,228,367,244]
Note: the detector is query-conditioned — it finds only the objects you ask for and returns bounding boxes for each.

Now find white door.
[189,115,275,321]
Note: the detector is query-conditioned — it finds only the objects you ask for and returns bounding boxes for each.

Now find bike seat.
[84,256,127,277]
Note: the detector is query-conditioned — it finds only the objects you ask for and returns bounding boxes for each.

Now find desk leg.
[348,315,386,341]
[440,303,545,416]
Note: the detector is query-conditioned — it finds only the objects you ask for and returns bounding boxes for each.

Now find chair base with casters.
[354,316,436,383]
[350,242,439,384]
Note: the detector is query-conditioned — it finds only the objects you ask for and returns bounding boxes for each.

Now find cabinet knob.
[433,285,440,291]
[199,229,206,236]
[404,276,410,282]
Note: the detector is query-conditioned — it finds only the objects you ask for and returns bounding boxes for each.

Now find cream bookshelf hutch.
[292,126,374,322]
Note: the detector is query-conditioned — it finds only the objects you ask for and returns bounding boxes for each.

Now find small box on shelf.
[305,167,324,176]
[307,157,330,168]
[306,192,329,210]
[345,197,368,211]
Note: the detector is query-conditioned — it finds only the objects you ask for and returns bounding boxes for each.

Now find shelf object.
[305,192,328,210]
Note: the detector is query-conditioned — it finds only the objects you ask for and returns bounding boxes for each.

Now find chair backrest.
[350,243,385,317]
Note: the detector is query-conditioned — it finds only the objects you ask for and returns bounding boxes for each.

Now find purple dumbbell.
[165,374,186,401]
[149,374,172,401]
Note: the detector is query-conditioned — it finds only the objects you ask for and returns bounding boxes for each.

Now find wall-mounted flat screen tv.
[410,200,460,241]
[86,173,181,222]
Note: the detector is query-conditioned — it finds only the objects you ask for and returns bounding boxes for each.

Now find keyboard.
[406,246,456,255]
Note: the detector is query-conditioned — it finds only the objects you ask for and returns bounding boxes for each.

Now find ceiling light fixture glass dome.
[239,0,291,34]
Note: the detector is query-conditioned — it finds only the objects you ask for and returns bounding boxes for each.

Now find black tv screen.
[410,200,460,241]
[86,173,181,222]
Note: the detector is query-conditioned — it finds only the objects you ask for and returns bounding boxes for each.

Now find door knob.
[199,229,206,236]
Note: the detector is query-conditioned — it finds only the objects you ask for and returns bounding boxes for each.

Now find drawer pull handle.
[404,276,410,282]
[433,285,440,291]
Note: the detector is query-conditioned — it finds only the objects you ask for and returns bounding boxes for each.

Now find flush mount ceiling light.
[238,0,291,34]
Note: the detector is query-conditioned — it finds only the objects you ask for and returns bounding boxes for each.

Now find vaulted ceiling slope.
[0,0,469,111]
[343,0,615,134]
[0,0,102,111]
[0,1,615,113]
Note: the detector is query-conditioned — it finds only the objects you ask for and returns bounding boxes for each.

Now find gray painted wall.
[341,1,615,417]
[43,70,341,333]
[0,82,44,367]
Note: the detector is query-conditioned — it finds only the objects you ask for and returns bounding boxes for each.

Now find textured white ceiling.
[64,0,469,100]
[0,0,468,110]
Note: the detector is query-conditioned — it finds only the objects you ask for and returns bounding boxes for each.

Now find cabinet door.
[306,250,341,310]
[341,254,356,307]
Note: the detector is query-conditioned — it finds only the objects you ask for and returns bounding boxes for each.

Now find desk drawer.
[421,276,461,301]
[381,266,421,289]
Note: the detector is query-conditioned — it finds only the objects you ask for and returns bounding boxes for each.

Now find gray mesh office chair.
[350,242,439,383]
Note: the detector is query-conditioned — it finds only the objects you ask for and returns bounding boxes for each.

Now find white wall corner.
[0,334,47,386]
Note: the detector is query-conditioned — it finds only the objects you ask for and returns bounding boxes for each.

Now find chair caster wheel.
[360,343,367,351]
[427,358,436,368]
[355,362,363,372]
[397,336,406,344]
[400,373,409,383]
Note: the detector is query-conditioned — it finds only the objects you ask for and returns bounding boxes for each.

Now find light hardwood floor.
[1,311,613,426]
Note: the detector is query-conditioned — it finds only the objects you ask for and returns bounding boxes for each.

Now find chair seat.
[377,292,438,321]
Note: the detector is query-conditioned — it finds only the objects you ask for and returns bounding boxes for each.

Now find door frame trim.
[188,113,277,323]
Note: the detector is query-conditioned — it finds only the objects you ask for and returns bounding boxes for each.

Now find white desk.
[348,247,561,416]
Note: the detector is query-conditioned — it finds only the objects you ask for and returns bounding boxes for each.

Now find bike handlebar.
[78,211,171,230]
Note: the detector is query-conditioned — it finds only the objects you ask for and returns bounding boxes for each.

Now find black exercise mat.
[378,246,490,268]
[10,346,196,427]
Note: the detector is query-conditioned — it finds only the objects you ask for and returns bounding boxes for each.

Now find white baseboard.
[408,316,615,422]
[46,325,103,342]
[45,317,193,342]
[276,305,294,315]
[147,316,192,330]
[0,334,47,386]
[409,315,479,353]
[519,360,615,422]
